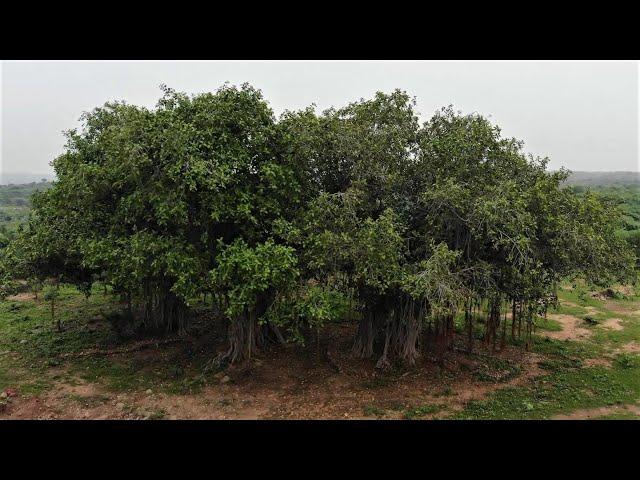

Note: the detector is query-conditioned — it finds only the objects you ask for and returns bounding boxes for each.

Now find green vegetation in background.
[564,177,640,270]
[570,184,640,231]
[0,181,52,248]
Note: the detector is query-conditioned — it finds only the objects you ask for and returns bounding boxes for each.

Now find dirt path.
[553,404,640,420]
[613,342,640,354]
[543,314,591,341]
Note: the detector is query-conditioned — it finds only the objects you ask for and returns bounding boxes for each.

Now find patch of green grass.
[69,348,212,395]
[0,285,213,397]
[66,393,110,408]
[557,286,601,309]
[452,356,640,419]
[363,405,386,417]
[165,375,206,395]
[593,314,640,347]
[535,316,563,332]
[0,285,120,365]
[73,357,154,392]
[147,408,168,420]
[582,310,621,324]
[452,287,640,420]
[471,356,522,383]
[537,357,583,371]
[553,304,589,317]
[0,350,51,395]
[433,385,455,397]
[404,403,446,419]
[531,335,603,360]
[614,353,640,369]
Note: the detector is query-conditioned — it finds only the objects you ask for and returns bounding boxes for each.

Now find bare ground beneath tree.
[0,325,546,420]
[3,291,639,421]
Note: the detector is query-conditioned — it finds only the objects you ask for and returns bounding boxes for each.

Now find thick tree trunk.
[375,319,392,370]
[395,312,421,365]
[352,311,376,358]
[140,282,188,333]
[221,310,260,365]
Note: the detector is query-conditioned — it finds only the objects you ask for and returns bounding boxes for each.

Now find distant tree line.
[0,84,636,366]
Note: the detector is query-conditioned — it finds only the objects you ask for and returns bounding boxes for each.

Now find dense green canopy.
[1,84,635,367]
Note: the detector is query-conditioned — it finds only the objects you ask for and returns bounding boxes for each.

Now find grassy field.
[451,284,640,419]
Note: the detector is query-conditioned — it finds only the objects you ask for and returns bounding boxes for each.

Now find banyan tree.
[2,84,635,367]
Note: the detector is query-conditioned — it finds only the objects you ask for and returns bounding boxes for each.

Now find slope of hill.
[0,172,55,186]
[564,171,639,187]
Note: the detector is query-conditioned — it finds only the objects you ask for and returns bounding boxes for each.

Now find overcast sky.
[1,60,638,181]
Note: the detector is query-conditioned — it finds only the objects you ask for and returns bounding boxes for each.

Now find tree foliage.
[1,85,635,367]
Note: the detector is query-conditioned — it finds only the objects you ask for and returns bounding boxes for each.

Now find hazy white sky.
[1,60,638,180]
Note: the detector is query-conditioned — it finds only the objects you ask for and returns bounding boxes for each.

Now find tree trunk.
[352,311,376,358]
[511,299,517,340]
[221,309,260,365]
[466,303,475,353]
[375,319,392,370]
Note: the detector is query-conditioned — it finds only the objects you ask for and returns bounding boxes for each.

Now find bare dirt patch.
[602,300,637,315]
[543,314,592,341]
[6,292,37,302]
[1,379,126,420]
[615,342,640,354]
[617,285,636,297]
[601,318,624,331]
[583,357,613,368]
[561,300,581,308]
[553,403,640,420]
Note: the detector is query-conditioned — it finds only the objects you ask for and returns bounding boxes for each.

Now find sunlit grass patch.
[535,316,563,332]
